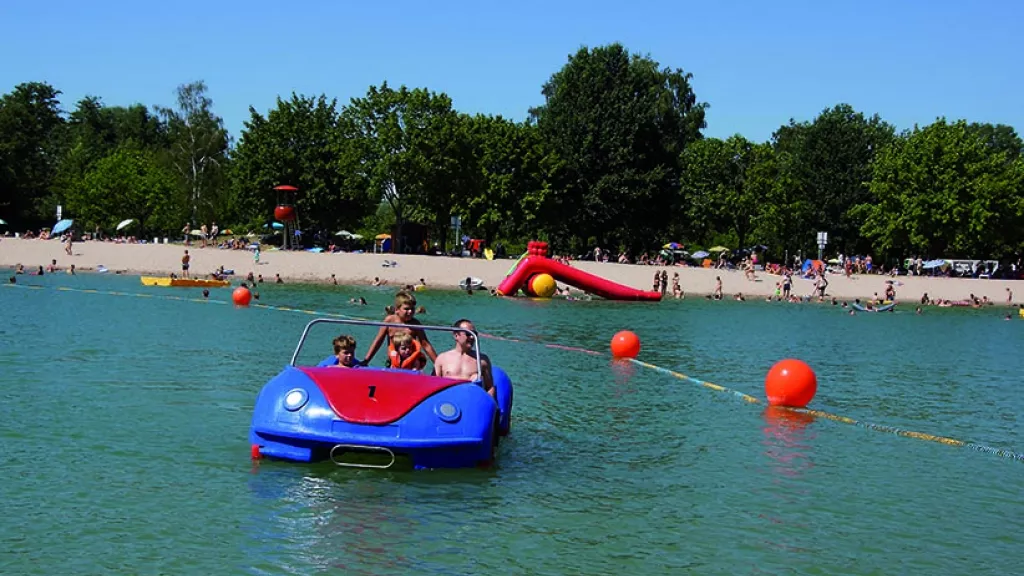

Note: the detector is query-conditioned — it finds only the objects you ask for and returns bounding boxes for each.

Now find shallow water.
[0,272,1021,575]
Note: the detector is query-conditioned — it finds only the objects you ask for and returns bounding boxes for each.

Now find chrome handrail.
[289,318,482,379]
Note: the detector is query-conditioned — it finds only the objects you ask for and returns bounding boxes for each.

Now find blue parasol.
[52,219,73,235]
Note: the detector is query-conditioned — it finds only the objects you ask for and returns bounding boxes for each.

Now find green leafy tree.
[68,147,176,237]
[0,82,66,227]
[859,119,1024,259]
[680,135,772,250]
[337,83,465,252]
[750,157,806,261]
[55,97,167,215]
[968,122,1022,161]
[459,114,561,247]
[773,104,895,255]
[232,93,374,235]
[157,81,230,225]
[530,43,706,251]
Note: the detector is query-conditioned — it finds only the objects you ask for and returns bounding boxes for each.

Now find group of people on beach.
[181,222,220,248]
[326,289,496,398]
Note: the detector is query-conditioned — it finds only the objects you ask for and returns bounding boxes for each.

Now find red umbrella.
[273,185,298,191]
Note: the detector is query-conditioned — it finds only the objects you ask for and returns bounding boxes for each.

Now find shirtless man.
[434,319,495,399]
[181,250,191,279]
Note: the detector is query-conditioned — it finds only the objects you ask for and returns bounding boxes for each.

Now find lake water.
[1,272,1021,575]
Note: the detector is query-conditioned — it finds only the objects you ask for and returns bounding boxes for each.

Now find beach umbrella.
[0,218,7,226]
[52,219,73,235]
[708,246,729,253]
[350,233,364,239]
[663,242,683,250]
[189,229,204,236]
[262,222,285,230]
[116,218,135,231]
[375,233,391,240]
[691,250,710,259]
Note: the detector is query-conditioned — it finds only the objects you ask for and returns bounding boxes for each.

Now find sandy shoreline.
[1,238,1020,305]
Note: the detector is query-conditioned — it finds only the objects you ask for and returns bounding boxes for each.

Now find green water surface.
[0,272,1021,575]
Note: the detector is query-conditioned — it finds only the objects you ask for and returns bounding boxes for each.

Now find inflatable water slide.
[496,242,662,302]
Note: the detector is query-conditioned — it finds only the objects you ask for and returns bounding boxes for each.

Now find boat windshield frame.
[290,318,482,377]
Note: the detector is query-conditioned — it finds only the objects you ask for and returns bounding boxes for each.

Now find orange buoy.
[765,359,817,407]
[610,330,641,359]
[232,286,252,307]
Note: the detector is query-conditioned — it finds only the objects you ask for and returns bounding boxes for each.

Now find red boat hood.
[298,367,470,425]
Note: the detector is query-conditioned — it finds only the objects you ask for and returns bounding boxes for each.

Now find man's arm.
[433,352,448,377]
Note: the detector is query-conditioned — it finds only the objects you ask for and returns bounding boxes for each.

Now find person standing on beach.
[182,223,191,246]
[181,249,191,279]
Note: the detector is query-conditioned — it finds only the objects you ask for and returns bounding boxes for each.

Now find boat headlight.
[283,389,308,411]
[435,402,461,423]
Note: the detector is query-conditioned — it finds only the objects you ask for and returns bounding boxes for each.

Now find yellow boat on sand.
[140,276,231,288]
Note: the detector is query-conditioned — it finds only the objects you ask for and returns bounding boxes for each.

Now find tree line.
[2,43,1022,262]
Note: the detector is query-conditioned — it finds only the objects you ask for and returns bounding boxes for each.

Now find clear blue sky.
[2,0,1021,143]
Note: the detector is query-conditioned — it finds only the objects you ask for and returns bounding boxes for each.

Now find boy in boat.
[332,334,360,368]
[362,290,439,367]
[388,331,427,372]
[434,318,495,399]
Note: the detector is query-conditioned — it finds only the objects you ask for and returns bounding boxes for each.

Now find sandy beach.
[0,237,1019,305]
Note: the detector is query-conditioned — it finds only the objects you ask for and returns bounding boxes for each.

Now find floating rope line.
[5,282,1022,463]
[629,358,1023,462]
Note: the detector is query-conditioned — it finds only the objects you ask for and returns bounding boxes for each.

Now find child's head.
[394,290,416,321]
[391,331,415,359]
[333,334,357,367]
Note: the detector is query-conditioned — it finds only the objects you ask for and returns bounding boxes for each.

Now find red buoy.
[274,205,295,222]
[765,359,817,408]
[610,330,641,359]
[233,286,252,307]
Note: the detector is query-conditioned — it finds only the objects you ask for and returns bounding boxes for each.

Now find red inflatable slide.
[496,242,661,301]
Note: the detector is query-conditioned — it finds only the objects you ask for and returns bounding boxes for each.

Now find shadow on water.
[245,459,502,575]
